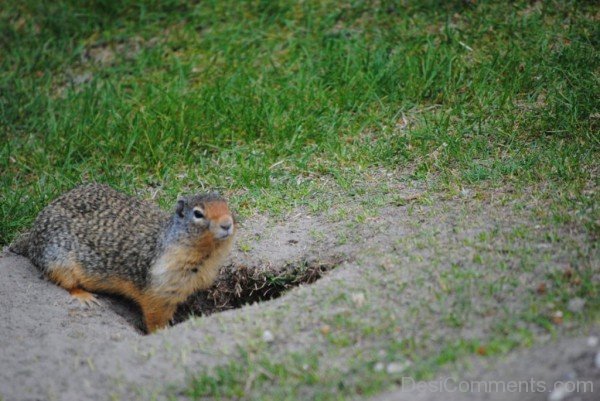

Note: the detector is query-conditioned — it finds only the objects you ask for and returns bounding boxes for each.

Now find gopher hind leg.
[46,263,100,307]
[67,287,100,307]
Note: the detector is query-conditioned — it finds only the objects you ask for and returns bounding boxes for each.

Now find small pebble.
[548,382,571,401]
[262,330,274,343]
[320,325,331,335]
[351,292,366,307]
[552,310,563,325]
[386,361,411,374]
[567,297,586,313]
[72,72,93,85]
[374,362,384,372]
[586,336,598,347]
[536,282,547,294]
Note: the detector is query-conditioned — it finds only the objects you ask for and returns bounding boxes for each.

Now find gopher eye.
[193,210,204,219]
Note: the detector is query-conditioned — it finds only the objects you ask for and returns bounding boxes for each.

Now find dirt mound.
[1,189,597,401]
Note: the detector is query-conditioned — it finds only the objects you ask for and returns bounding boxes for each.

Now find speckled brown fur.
[10,183,235,333]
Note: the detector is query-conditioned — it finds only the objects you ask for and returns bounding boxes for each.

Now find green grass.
[1,0,598,244]
[1,0,599,399]
[184,333,538,401]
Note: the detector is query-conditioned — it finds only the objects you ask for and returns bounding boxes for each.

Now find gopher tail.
[8,232,31,256]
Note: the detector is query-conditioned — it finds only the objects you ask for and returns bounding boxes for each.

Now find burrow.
[107,256,345,334]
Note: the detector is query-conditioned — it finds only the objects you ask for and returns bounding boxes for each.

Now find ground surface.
[1,1,598,400]
[1,181,598,400]
[373,332,600,401]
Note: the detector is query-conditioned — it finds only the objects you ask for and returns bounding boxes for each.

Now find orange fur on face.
[204,201,235,235]
[203,201,230,221]
[143,202,234,332]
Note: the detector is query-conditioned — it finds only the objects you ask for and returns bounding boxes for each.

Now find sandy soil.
[1,185,598,400]
[372,332,600,401]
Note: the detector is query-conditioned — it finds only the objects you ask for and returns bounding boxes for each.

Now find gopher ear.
[176,199,185,217]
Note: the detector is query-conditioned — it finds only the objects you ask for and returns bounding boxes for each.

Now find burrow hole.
[108,257,344,333]
[175,256,344,323]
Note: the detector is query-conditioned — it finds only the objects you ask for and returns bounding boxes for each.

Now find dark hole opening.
[103,256,344,333]
[174,256,344,323]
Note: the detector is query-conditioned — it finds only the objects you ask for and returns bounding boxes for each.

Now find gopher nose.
[220,222,232,231]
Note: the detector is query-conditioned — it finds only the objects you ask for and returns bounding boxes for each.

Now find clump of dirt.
[175,256,345,322]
